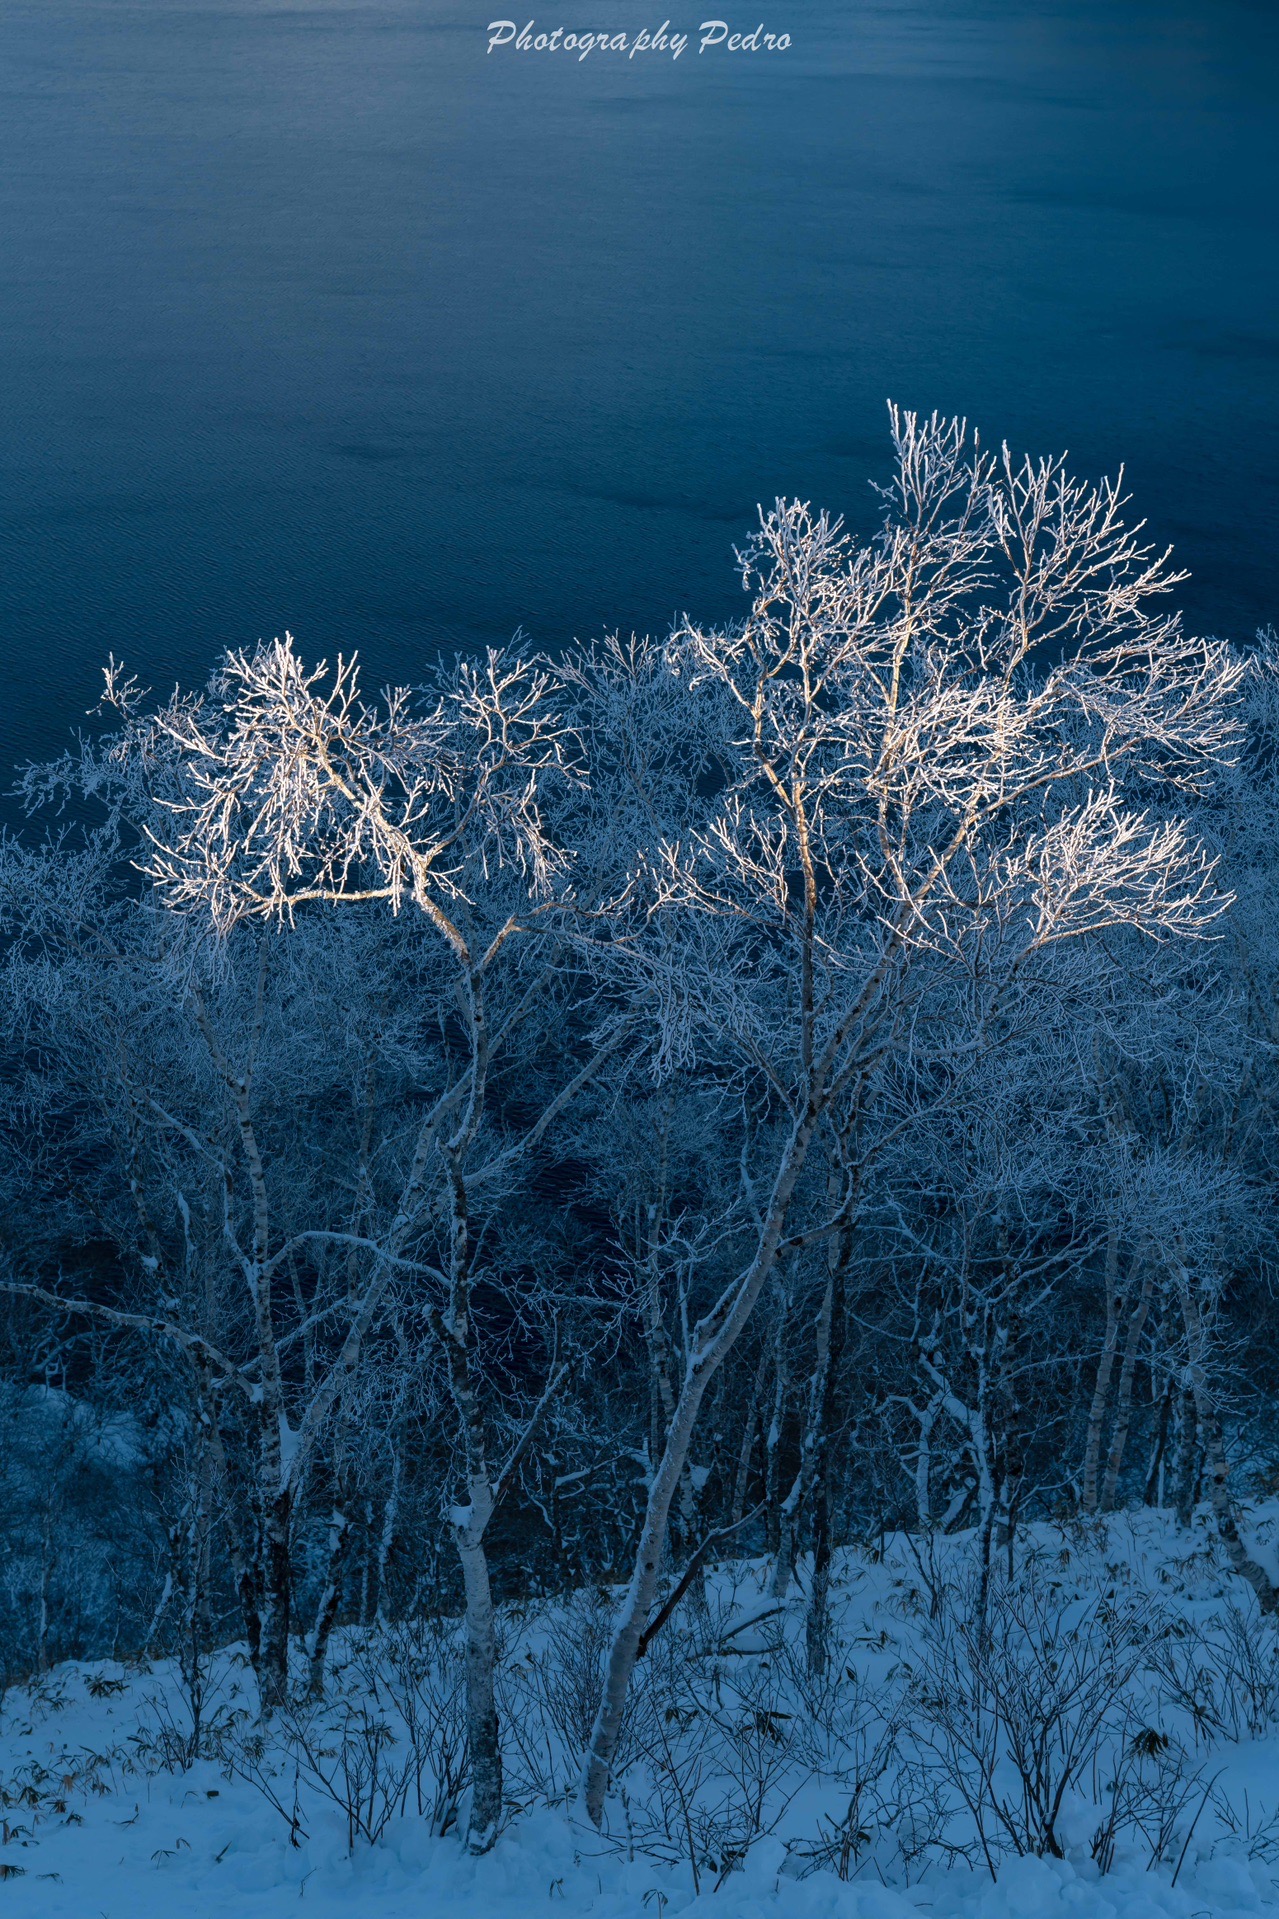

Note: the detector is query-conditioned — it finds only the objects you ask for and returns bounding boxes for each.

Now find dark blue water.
[1,1,1277,779]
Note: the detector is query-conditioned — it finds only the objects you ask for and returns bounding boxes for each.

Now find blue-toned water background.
[1,0,1276,778]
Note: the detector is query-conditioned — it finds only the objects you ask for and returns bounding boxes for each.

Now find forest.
[3,411,1279,1899]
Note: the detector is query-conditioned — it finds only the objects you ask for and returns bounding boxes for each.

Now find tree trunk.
[1099,1260,1156,1511]
[770,1470,802,1599]
[256,1484,294,1713]
[640,1206,678,1465]
[452,1494,503,1852]
[434,1146,506,1857]
[1172,1383,1199,1528]
[806,1205,849,1677]
[579,1101,821,1829]
[778,1209,847,1608]
[910,1390,944,1531]
[974,1487,999,1643]
[579,1351,715,1829]
[374,1447,402,1623]
[729,1344,769,1528]
[764,1315,789,1560]
[306,1505,352,1700]
[1144,1376,1174,1506]
[1081,1225,1122,1513]
[1175,1260,1278,1611]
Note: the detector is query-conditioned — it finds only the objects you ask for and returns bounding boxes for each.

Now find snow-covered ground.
[7,1509,1279,1919]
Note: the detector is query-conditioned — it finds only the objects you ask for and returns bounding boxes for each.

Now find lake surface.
[1,0,1277,779]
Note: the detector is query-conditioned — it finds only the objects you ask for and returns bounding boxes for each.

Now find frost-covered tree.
[0,403,1273,1855]
[570,409,1242,1823]
[69,646,633,1851]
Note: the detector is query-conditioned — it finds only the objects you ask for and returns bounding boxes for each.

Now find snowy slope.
[6,1509,1279,1919]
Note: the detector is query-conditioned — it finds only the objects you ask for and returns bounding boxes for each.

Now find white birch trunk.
[579,1100,820,1829]
[451,1486,502,1853]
